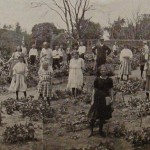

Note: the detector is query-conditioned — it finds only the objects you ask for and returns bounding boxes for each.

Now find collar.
[100,76,107,79]
[99,44,104,47]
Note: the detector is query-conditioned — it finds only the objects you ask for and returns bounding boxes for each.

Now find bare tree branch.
[31,0,93,39]
[63,0,71,34]
[65,0,74,33]
[52,0,65,14]
[31,2,66,23]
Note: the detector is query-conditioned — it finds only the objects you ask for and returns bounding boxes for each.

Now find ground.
[0,68,150,150]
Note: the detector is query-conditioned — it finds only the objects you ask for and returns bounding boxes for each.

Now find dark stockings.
[72,88,81,97]
[140,65,144,78]
[121,75,129,80]
[99,119,105,135]
[121,74,123,80]
[46,97,51,106]
[89,119,95,137]
[127,75,129,80]
[146,92,149,100]
[89,119,105,137]
[16,91,27,100]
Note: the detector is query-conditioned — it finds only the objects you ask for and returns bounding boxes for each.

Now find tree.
[105,17,125,39]
[3,24,7,30]
[15,22,22,34]
[79,19,103,39]
[31,0,93,40]
[31,22,62,48]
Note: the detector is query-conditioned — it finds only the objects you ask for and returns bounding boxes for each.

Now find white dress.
[67,58,85,89]
[40,48,53,65]
[120,48,133,75]
[9,62,28,92]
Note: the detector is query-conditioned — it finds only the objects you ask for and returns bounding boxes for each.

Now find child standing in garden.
[67,51,85,97]
[9,54,28,100]
[145,55,150,100]
[139,48,147,78]
[38,62,53,106]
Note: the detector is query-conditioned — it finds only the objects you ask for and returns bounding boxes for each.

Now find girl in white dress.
[67,51,85,97]
[9,54,28,100]
[40,42,53,69]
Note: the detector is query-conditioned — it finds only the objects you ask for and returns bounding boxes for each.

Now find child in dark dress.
[88,64,114,137]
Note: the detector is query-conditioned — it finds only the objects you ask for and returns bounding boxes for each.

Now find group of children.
[4,41,86,106]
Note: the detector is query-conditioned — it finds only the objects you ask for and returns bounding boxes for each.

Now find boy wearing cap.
[92,38,111,72]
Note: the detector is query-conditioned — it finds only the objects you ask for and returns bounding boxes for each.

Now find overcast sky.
[0,0,149,33]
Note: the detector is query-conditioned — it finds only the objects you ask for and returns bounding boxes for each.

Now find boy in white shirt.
[52,46,60,69]
[58,45,64,63]
[78,42,86,59]
[29,44,38,65]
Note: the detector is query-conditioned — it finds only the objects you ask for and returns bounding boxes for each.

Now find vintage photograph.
[0,0,150,150]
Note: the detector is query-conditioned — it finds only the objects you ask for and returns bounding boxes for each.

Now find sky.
[0,0,149,33]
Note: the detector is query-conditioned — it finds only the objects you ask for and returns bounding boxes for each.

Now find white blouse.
[69,58,85,69]
[13,62,28,76]
[40,48,53,64]
[29,48,38,57]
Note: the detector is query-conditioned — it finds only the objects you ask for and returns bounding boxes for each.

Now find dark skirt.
[88,91,113,121]
[59,56,63,62]
[67,54,71,63]
[96,57,106,68]
[79,54,84,59]
[30,55,36,65]
[53,58,60,69]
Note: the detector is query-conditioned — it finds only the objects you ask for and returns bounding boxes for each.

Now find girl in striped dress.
[38,62,53,106]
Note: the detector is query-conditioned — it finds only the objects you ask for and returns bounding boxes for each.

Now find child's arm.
[12,66,17,82]
[38,69,43,80]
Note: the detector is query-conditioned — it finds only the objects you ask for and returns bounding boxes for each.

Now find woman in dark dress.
[88,64,114,137]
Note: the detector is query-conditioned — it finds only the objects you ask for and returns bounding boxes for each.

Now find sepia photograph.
[0,0,150,149]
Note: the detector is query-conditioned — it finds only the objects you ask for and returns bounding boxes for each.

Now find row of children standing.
[5,41,86,104]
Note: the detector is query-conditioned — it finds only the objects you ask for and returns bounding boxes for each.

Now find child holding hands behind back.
[38,62,53,106]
